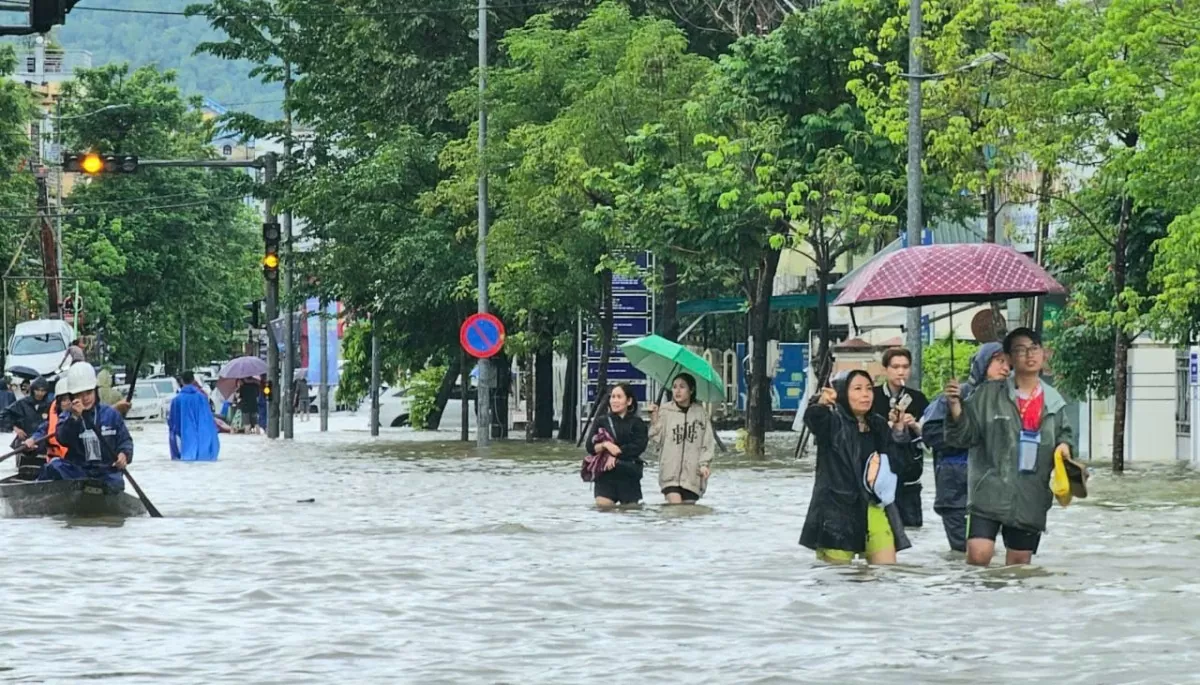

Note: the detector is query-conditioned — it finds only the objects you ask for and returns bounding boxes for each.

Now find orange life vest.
[46,409,66,459]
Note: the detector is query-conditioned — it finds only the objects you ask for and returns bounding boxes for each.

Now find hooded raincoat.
[169,385,220,461]
[798,372,913,555]
[650,401,713,498]
[945,377,1074,533]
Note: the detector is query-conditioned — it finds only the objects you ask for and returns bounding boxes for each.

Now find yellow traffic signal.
[262,254,280,269]
[81,153,103,175]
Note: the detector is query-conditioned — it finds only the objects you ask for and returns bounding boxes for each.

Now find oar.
[121,469,162,518]
[0,435,49,465]
[125,346,147,403]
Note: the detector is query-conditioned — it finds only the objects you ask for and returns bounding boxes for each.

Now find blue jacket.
[169,385,220,461]
[55,403,134,468]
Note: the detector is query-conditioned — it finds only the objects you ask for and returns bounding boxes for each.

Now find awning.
[677,292,838,315]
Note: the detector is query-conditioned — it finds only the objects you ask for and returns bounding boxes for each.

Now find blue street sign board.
[1190,351,1198,385]
[614,294,649,314]
[582,251,654,412]
[460,313,506,358]
[613,316,650,337]
[921,314,932,346]
[735,342,809,411]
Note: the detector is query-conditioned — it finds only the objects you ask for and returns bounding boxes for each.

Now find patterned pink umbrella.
[833,243,1064,308]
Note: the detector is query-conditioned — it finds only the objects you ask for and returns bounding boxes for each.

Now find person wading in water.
[871,348,929,529]
[800,370,912,564]
[945,327,1074,567]
[586,383,649,509]
[649,373,714,504]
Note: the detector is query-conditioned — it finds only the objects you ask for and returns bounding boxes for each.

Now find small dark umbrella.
[6,365,42,381]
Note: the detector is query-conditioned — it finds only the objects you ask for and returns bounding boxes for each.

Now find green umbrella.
[619,335,726,404]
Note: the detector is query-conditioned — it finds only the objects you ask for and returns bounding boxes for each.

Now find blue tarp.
[168,386,220,461]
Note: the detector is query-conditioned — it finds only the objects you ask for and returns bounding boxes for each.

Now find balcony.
[14,49,93,82]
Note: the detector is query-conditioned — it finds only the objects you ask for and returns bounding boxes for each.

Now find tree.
[0,45,40,332]
[58,64,260,367]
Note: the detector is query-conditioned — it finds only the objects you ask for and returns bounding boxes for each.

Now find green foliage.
[336,319,406,409]
[408,365,448,430]
[920,335,978,399]
[59,64,260,366]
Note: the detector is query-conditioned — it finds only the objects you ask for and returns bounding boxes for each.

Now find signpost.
[460,313,506,359]
[736,342,809,412]
[1190,347,1199,468]
[579,253,655,414]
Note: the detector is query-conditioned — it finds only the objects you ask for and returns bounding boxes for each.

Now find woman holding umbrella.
[649,373,714,504]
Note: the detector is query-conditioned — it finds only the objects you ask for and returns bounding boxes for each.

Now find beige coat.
[650,402,714,496]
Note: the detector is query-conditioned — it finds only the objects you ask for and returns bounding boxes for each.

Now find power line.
[0,196,248,221]
[74,1,578,19]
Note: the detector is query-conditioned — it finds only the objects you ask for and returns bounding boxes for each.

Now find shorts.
[817,505,893,561]
[967,513,1041,553]
[241,412,259,429]
[594,477,642,505]
[662,486,700,502]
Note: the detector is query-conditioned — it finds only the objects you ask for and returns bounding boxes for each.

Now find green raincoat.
[945,378,1074,533]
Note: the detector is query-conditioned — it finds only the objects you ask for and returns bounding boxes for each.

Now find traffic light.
[262,380,273,399]
[262,222,281,282]
[62,152,139,175]
[31,0,79,33]
[244,300,261,329]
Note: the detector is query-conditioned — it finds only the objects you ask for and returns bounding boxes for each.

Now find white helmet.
[54,376,70,396]
[67,362,98,394]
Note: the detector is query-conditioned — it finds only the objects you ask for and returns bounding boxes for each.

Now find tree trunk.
[426,356,462,430]
[585,269,615,429]
[983,180,1007,338]
[660,259,680,341]
[744,249,782,459]
[814,263,833,387]
[1111,194,1131,474]
[492,351,510,439]
[558,324,578,441]
[534,345,555,438]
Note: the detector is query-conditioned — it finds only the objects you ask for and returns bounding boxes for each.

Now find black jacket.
[3,395,52,437]
[799,401,913,554]
[872,385,929,528]
[586,411,649,482]
[0,389,16,431]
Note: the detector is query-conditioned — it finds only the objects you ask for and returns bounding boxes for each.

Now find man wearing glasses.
[944,327,1075,567]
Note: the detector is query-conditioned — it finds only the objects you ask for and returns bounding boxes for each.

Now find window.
[152,379,177,396]
[1178,354,1191,436]
[10,334,66,355]
[222,145,233,156]
[133,385,157,400]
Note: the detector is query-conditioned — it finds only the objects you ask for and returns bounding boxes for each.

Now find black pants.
[895,483,923,528]
[934,459,968,552]
[594,474,642,504]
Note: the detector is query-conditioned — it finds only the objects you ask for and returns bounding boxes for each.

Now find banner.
[305,298,341,387]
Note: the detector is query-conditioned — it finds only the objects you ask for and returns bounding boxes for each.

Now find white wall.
[1085,341,1182,464]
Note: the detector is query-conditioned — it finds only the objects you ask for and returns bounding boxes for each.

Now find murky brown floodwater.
[3,422,1200,684]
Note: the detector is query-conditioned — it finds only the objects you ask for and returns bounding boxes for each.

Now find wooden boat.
[0,476,147,518]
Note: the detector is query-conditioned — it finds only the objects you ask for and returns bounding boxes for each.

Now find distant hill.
[55,0,282,120]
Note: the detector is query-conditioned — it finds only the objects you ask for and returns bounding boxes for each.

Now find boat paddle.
[0,435,49,465]
[120,469,161,518]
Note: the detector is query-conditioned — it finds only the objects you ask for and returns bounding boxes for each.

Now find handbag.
[580,426,614,482]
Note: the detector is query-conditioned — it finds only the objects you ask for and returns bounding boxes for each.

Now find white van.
[5,319,75,377]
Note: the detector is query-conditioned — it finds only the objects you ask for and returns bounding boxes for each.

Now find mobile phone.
[896,393,913,413]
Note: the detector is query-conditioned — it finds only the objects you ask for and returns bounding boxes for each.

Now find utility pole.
[370,315,380,437]
[263,152,280,439]
[281,61,295,440]
[905,0,925,389]
[476,0,492,448]
[319,298,329,432]
[34,169,60,317]
[180,311,187,371]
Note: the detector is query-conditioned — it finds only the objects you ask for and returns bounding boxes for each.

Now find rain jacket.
[0,387,15,431]
[872,384,928,527]
[585,411,649,483]
[169,385,220,461]
[799,376,913,555]
[650,401,713,496]
[922,342,1003,515]
[55,403,134,469]
[945,377,1074,532]
[3,393,52,438]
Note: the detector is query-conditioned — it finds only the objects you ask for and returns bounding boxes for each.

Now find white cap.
[67,362,98,394]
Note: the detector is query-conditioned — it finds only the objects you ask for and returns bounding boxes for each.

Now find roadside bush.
[408,365,447,430]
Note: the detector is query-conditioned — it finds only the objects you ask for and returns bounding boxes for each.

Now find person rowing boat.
[39,363,133,492]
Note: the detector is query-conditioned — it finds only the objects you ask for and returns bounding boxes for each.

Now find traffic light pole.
[263,153,280,440]
[281,62,296,440]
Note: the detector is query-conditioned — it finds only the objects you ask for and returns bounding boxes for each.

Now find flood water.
[3,419,1200,684]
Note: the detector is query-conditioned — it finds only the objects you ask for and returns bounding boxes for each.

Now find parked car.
[146,375,180,420]
[115,384,163,421]
[5,319,74,377]
[377,386,412,428]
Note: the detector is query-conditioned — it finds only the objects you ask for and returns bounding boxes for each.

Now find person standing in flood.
[649,373,713,504]
[586,383,649,508]
[920,342,1009,553]
[871,348,929,528]
[800,370,912,564]
[945,327,1074,567]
